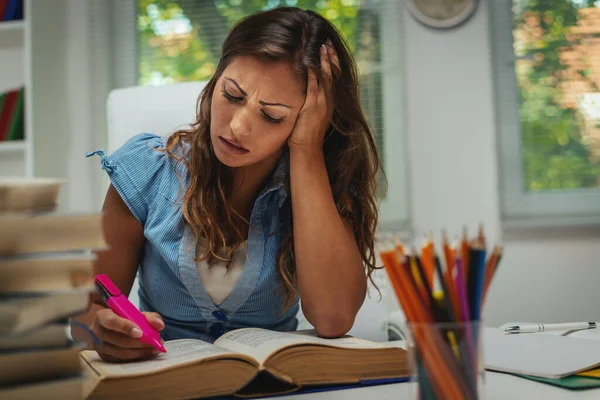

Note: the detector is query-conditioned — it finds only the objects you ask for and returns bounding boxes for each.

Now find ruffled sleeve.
[86,133,172,224]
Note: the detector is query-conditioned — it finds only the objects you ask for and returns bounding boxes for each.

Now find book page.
[484,327,600,379]
[215,328,387,365]
[82,339,255,378]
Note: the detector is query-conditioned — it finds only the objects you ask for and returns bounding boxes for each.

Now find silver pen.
[504,322,597,334]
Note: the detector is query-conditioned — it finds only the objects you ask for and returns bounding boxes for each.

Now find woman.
[74,6,383,362]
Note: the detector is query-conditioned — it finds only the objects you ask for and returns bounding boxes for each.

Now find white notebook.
[484,327,600,379]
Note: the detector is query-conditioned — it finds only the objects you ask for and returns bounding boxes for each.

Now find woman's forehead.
[221,56,305,100]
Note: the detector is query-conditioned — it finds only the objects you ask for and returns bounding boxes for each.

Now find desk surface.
[272,372,600,400]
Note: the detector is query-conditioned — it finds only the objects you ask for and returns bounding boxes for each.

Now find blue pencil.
[471,248,487,321]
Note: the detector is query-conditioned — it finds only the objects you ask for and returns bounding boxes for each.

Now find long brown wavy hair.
[164,6,385,311]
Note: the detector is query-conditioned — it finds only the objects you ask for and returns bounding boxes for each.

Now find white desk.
[273,372,600,399]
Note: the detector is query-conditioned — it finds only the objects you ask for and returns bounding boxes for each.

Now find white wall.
[400,0,600,327]
[29,0,104,213]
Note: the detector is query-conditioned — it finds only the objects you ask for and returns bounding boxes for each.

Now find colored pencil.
[379,227,502,400]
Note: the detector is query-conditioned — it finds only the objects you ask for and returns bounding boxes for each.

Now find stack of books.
[0,177,106,399]
[0,86,25,143]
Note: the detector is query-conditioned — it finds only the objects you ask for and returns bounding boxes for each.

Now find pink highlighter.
[94,274,166,353]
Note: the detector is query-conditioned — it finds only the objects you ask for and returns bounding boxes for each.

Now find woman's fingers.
[96,308,142,338]
[326,39,341,77]
[143,311,165,331]
[301,68,319,112]
[95,324,152,349]
[91,308,163,362]
[320,44,333,86]
[96,341,158,362]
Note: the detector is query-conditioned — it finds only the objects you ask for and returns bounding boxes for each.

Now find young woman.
[74,6,383,362]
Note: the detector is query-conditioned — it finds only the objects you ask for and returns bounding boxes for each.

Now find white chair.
[106,81,207,153]
[105,81,394,342]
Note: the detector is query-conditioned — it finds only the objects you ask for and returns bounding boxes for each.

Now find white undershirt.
[195,237,246,306]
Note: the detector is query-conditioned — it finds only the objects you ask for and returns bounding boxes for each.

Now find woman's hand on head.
[90,308,165,362]
[288,40,340,151]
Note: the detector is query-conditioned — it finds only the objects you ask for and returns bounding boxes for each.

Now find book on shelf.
[0,86,24,142]
[0,0,23,22]
[81,327,409,400]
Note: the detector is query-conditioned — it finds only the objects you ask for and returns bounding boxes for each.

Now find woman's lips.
[219,137,249,155]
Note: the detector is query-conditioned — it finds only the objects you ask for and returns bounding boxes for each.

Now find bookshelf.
[0,0,69,179]
[0,1,27,177]
[0,19,24,32]
[0,141,26,153]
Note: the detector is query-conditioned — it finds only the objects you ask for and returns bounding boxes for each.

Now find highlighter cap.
[94,274,122,302]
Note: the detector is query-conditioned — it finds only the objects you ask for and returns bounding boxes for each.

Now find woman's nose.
[230,107,251,138]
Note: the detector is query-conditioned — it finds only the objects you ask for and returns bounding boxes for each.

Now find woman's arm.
[287,43,366,338]
[71,185,162,359]
[290,147,366,338]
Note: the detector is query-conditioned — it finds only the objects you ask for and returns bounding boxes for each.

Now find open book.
[81,328,408,400]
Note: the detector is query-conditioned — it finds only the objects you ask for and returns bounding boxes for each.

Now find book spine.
[0,90,18,142]
[0,0,8,21]
[0,93,6,136]
[3,0,18,21]
[6,87,24,141]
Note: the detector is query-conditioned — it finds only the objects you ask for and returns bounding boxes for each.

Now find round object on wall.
[406,0,478,29]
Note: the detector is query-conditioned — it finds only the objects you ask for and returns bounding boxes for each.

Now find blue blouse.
[87,133,298,343]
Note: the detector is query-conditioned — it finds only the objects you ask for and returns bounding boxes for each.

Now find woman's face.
[210,56,305,169]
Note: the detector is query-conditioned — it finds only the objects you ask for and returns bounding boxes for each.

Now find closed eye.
[261,111,284,125]
[221,89,243,103]
[222,87,284,124]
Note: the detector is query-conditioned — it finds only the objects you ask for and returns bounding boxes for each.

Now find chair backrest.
[105,81,391,341]
[106,81,207,153]
[106,81,207,309]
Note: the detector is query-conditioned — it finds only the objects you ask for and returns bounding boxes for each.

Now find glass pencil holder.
[405,321,484,400]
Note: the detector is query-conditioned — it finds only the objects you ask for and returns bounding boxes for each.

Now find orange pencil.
[477,223,486,250]
[394,235,406,257]
[381,250,469,399]
[381,253,448,397]
[483,247,502,304]
[397,257,470,399]
[421,235,436,290]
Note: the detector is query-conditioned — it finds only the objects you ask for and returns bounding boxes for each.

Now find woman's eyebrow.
[224,76,292,109]
[224,77,247,96]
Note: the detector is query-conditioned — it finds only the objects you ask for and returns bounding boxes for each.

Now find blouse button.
[212,310,228,321]
[210,323,225,338]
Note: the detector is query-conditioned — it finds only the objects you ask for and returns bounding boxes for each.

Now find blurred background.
[1,0,599,334]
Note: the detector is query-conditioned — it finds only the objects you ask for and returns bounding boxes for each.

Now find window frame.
[489,0,600,224]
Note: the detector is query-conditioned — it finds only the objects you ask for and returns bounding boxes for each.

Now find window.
[490,0,600,222]
[133,0,408,229]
